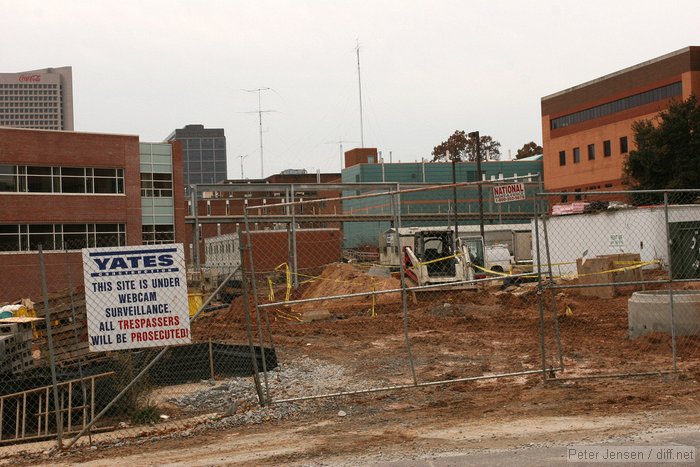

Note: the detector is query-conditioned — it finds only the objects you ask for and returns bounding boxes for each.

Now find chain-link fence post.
[540,179,564,372]
[393,184,417,385]
[237,229,266,406]
[533,195,548,381]
[63,244,91,444]
[242,208,270,403]
[38,245,63,449]
[663,191,678,371]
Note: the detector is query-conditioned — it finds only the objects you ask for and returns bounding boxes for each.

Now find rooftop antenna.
[356,39,365,147]
[236,154,249,179]
[325,137,359,171]
[243,87,274,178]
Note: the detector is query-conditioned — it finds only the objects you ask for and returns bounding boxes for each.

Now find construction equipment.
[402,229,475,287]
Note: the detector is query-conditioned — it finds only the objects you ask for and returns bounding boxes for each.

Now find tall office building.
[0,67,74,131]
[165,124,227,196]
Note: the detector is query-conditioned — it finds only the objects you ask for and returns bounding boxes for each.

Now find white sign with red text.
[493,183,526,204]
[82,244,191,351]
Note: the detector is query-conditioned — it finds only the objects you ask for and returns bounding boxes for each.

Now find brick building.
[541,46,700,198]
[186,170,341,265]
[0,128,184,301]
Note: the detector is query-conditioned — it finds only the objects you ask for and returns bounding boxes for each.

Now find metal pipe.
[290,185,299,288]
[256,271,537,309]
[538,189,700,196]
[549,279,672,290]
[551,371,675,382]
[191,187,200,270]
[273,368,557,404]
[452,159,458,253]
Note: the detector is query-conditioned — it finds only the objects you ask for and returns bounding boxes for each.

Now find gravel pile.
[167,355,372,413]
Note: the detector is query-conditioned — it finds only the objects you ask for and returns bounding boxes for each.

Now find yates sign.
[493,183,526,204]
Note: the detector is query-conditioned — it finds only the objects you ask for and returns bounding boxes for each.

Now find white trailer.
[532,205,700,276]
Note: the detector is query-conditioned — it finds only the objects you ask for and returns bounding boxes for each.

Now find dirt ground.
[3,263,699,465]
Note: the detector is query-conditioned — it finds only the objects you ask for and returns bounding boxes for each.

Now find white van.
[484,244,513,273]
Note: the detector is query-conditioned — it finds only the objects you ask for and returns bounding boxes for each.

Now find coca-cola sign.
[18,74,41,83]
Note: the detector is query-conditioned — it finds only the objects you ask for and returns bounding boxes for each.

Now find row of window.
[183,138,226,150]
[0,97,62,102]
[0,165,124,194]
[0,90,59,96]
[0,103,59,110]
[0,120,61,127]
[0,224,126,252]
[559,137,629,166]
[0,84,59,89]
[551,81,682,129]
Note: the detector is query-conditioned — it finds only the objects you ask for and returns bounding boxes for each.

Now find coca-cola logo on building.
[18,74,41,83]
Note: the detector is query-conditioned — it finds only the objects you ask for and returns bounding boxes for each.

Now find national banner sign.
[493,183,526,204]
[82,244,191,351]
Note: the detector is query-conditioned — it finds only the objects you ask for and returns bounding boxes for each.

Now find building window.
[603,140,611,157]
[141,173,173,197]
[142,224,175,245]
[550,81,682,129]
[573,147,580,163]
[0,164,124,194]
[559,150,566,166]
[620,136,628,154]
[0,223,125,252]
[587,144,595,160]
[574,188,582,201]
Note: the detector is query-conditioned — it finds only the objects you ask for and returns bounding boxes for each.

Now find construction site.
[0,184,699,465]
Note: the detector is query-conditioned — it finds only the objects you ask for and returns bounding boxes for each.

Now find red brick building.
[186,171,342,264]
[0,128,184,301]
[541,46,700,198]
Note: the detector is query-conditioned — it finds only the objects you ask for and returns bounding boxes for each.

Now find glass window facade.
[550,82,682,130]
[0,164,124,194]
[0,223,125,252]
[140,143,176,245]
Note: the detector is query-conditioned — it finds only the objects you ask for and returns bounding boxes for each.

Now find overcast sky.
[3,1,700,178]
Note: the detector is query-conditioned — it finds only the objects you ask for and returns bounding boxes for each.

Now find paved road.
[372,428,700,466]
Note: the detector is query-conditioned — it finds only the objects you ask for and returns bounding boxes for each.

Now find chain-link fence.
[0,185,698,453]
[535,189,700,379]
[242,180,556,406]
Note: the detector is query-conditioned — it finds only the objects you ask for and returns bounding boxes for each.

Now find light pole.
[468,131,485,243]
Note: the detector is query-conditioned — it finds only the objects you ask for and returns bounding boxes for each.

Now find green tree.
[624,94,700,193]
[515,141,543,159]
[431,130,501,162]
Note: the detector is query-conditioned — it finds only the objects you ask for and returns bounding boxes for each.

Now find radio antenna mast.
[243,87,273,178]
[325,138,358,171]
[356,40,365,147]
